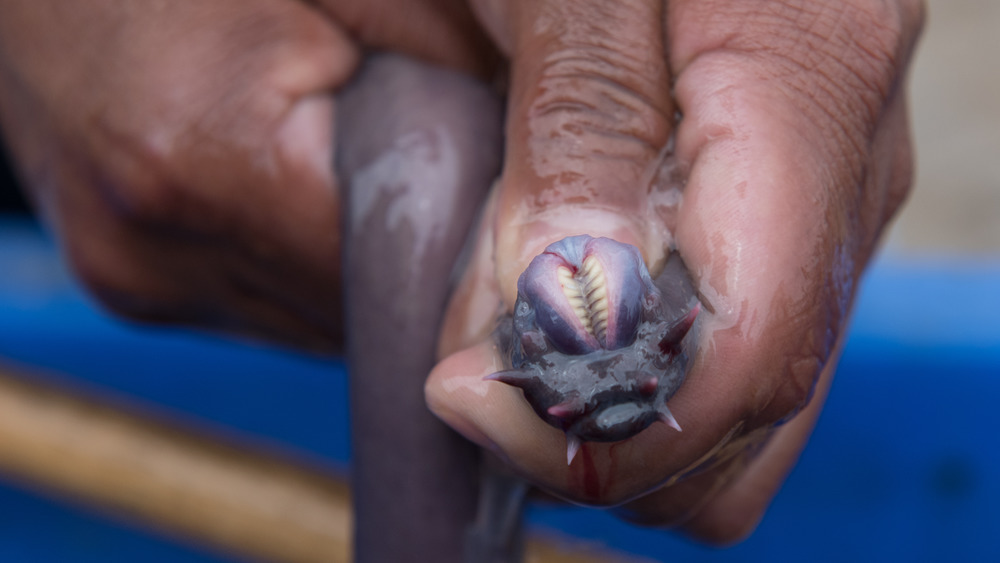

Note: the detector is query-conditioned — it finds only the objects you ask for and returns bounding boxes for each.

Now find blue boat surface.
[1,217,998,562]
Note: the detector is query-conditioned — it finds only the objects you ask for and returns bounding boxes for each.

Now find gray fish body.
[338,53,503,563]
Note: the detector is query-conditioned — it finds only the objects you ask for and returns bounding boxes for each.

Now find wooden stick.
[0,365,352,562]
[0,364,641,563]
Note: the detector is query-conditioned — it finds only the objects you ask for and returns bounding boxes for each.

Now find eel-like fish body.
[338,53,503,563]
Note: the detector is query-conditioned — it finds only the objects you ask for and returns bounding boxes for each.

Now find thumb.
[491,0,675,306]
[428,0,685,504]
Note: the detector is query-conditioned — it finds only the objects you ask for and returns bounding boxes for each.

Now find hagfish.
[338,53,503,563]
[488,236,700,464]
[338,53,700,562]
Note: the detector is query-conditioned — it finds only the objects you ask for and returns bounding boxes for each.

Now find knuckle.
[690,509,764,546]
[72,263,143,321]
[110,177,188,230]
[93,126,196,229]
[718,1,922,153]
[767,357,822,423]
[811,2,917,108]
[527,44,672,164]
[73,265,147,322]
[835,1,916,92]
[66,236,180,323]
[750,321,829,426]
[679,441,779,546]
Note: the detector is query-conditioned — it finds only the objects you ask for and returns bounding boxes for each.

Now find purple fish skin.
[518,235,655,355]
[491,236,700,445]
[338,54,502,563]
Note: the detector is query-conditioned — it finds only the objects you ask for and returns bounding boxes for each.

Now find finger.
[0,0,360,350]
[665,9,922,535]
[313,0,499,77]
[432,0,923,508]
[433,0,683,504]
[666,0,924,440]
[493,0,674,305]
[52,123,344,351]
[618,340,840,542]
[680,354,836,544]
[604,0,923,528]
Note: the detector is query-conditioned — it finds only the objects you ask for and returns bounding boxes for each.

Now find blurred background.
[0,1,997,561]
[889,0,1000,254]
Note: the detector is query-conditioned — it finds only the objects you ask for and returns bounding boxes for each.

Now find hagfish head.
[487,235,700,460]
[516,235,654,354]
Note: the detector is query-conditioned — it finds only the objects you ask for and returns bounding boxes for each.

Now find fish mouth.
[486,235,699,459]
[516,235,654,354]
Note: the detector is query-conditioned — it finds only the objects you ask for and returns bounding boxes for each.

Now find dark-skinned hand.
[0,0,923,543]
[428,0,924,542]
[0,0,493,350]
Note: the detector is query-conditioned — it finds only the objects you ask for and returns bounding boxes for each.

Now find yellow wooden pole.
[0,364,352,562]
[0,364,641,563]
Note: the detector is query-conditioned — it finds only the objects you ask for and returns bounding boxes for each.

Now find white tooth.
[566,434,583,465]
[555,257,615,343]
[658,408,682,432]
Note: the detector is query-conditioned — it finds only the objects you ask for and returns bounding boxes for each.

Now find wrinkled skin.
[0,0,924,545]
[0,0,494,350]
[428,0,925,541]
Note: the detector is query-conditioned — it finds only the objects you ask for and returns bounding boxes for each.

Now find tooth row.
[580,256,610,342]
[558,266,593,335]
[557,256,611,343]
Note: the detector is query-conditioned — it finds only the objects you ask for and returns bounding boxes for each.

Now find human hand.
[427,0,924,542]
[0,0,492,350]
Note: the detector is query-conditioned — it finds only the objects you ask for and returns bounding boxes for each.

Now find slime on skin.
[486,235,701,464]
